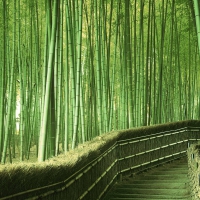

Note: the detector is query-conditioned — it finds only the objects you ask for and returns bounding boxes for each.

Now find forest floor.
[3,143,69,165]
[1,134,106,168]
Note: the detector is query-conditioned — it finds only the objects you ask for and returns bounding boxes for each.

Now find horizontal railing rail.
[1,121,200,200]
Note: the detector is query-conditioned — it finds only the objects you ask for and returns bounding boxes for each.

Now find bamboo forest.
[0,0,200,164]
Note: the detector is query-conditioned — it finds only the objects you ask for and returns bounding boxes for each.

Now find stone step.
[150,170,187,175]
[121,179,189,185]
[106,193,190,199]
[140,174,188,180]
[107,196,190,200]
[110,188,189,196]
[113,183,188,189]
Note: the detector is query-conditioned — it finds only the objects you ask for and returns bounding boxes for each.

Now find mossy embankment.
[0,120,199,198]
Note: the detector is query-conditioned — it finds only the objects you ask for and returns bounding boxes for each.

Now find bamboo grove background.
[0,0,199,163]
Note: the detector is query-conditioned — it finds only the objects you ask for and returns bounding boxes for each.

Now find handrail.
[1,121,200,200]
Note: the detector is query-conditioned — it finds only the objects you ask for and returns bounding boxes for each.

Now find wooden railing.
[1,120,200,200]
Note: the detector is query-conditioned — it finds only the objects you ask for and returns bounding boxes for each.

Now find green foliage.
[0,0,199,163]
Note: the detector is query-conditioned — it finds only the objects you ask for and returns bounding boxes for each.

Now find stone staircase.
[103,158,191,200]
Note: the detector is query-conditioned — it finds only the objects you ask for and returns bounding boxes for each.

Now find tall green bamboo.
[0,0,7,161]
[1,0,16,164]
[193,0,200,52]
[71,0,83,149]
[0,0,199,163]
[38,0,59,162]
[94,0,103,134]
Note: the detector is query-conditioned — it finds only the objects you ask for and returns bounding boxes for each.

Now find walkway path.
[103,158,191,200]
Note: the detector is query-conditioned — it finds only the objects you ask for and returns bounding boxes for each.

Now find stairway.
[103,158,191,200]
